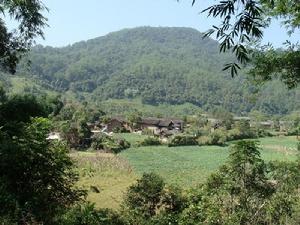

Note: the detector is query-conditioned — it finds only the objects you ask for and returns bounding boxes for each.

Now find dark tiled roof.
[140,118,183,127]
[140,118,160,126]
[111,116,127,123]
[158,120,173,127]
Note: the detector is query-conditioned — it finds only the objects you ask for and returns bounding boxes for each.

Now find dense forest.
[2,27,299,115]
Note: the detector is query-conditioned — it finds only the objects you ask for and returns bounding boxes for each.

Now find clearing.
[73,135,299,209]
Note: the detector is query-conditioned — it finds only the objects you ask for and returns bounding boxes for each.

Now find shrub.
[287,127,300,136]
[168,135,198,147]
[226,128,243,141]
[0,118,85,224]
[112,126,129,133]
[209,130,227,145]
[60,202,124,225]
[91,133,130,153]
[142,128,154,136]
[122,173,165,222]
[197,130,227,146]
[121,173,187,224]
[197,135,212,145]
[254,128,273,138]
[138,136,161,146]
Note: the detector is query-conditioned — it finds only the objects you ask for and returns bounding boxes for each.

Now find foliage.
[138,136,161,146]
[211,107,234,130]
[91,133,130,153]
[59,202,125,225]
[61,120,91,149]
[9,27,299,116]
[190,0,300,88]
[122,173,165,221]
[126,112,142,130]
[121,136,298,187]
[0,117,85,224]
[168,135,198,147]
[121,173,187,225]
[199,129,227,146]
[250,43,300,88]
[0,0,47,73]
[179,140,300,225]
[55,103,106,149]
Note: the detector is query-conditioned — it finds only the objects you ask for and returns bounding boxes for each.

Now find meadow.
[73,135,299,209]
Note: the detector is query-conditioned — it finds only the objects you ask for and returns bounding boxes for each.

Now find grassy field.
[120,136,298,187]
[113,133,147,146]
[74,135,299,209]
[72,152,137,209]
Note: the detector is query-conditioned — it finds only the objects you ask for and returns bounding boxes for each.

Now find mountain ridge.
[5,26,299,115]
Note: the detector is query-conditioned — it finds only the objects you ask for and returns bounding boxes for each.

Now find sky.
[29,0,299,47]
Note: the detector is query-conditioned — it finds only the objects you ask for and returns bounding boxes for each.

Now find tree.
[211,107,234,130]
[126,112,142,130]
[122,173,187,225]
[188,0,300,87]
[0,91,85,224]
[122,173,165,220]
[0,117,85,224]
[180,140,300,225]
[0,0,47,73]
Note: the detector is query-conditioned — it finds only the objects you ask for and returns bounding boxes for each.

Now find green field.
[74,135,299,209]
[120,136,298,187]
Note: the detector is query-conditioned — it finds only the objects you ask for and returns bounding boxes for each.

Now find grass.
[74,135,299,209]
[71,152,137,209]
[113,133,147,146]
[120,136,299,187]
[120,145,227,187]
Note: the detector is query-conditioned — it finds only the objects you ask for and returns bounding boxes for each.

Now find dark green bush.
[197,130,227,146]
[142,128,155,136]
[112,126,129,133]
[287,127,300,136]
[138,136,161,146]
[91,133,130,153]
[121,173,187,225]
[59,202,124,225]
[122,172,165,223]
[168,135,197,147]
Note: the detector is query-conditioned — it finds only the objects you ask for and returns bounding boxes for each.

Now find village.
[47,114,296,143]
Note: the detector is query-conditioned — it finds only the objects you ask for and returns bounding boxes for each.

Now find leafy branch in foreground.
[250,42,300,88]
[0,0,47,73]
[200,0,265,77]
[187,0,300,87]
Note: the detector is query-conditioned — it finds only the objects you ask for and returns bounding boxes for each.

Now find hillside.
[3,26,300,115]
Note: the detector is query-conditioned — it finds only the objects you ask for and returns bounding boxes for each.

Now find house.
[106,117,130,133]
[46,132,61,141]
[233,116,251,121]
[138,118,184,136]
[279,120,294,132]
[249,120,272,129]
[207,118,222,131]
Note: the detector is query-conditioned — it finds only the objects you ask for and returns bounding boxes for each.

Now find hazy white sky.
[31,0,299,47]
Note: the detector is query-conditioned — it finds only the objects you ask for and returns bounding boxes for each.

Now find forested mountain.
[4,27,300,115]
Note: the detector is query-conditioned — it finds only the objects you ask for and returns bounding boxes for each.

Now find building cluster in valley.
[47,114,295,141]
[88,117,185,138]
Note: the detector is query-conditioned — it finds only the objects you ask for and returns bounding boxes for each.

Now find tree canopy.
[3,27,298,116]
[0,0,47,73]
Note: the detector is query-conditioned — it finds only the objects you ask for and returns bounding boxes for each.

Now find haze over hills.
[3,26,300,115]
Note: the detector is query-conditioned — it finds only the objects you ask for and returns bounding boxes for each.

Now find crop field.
[73,135,299,209]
